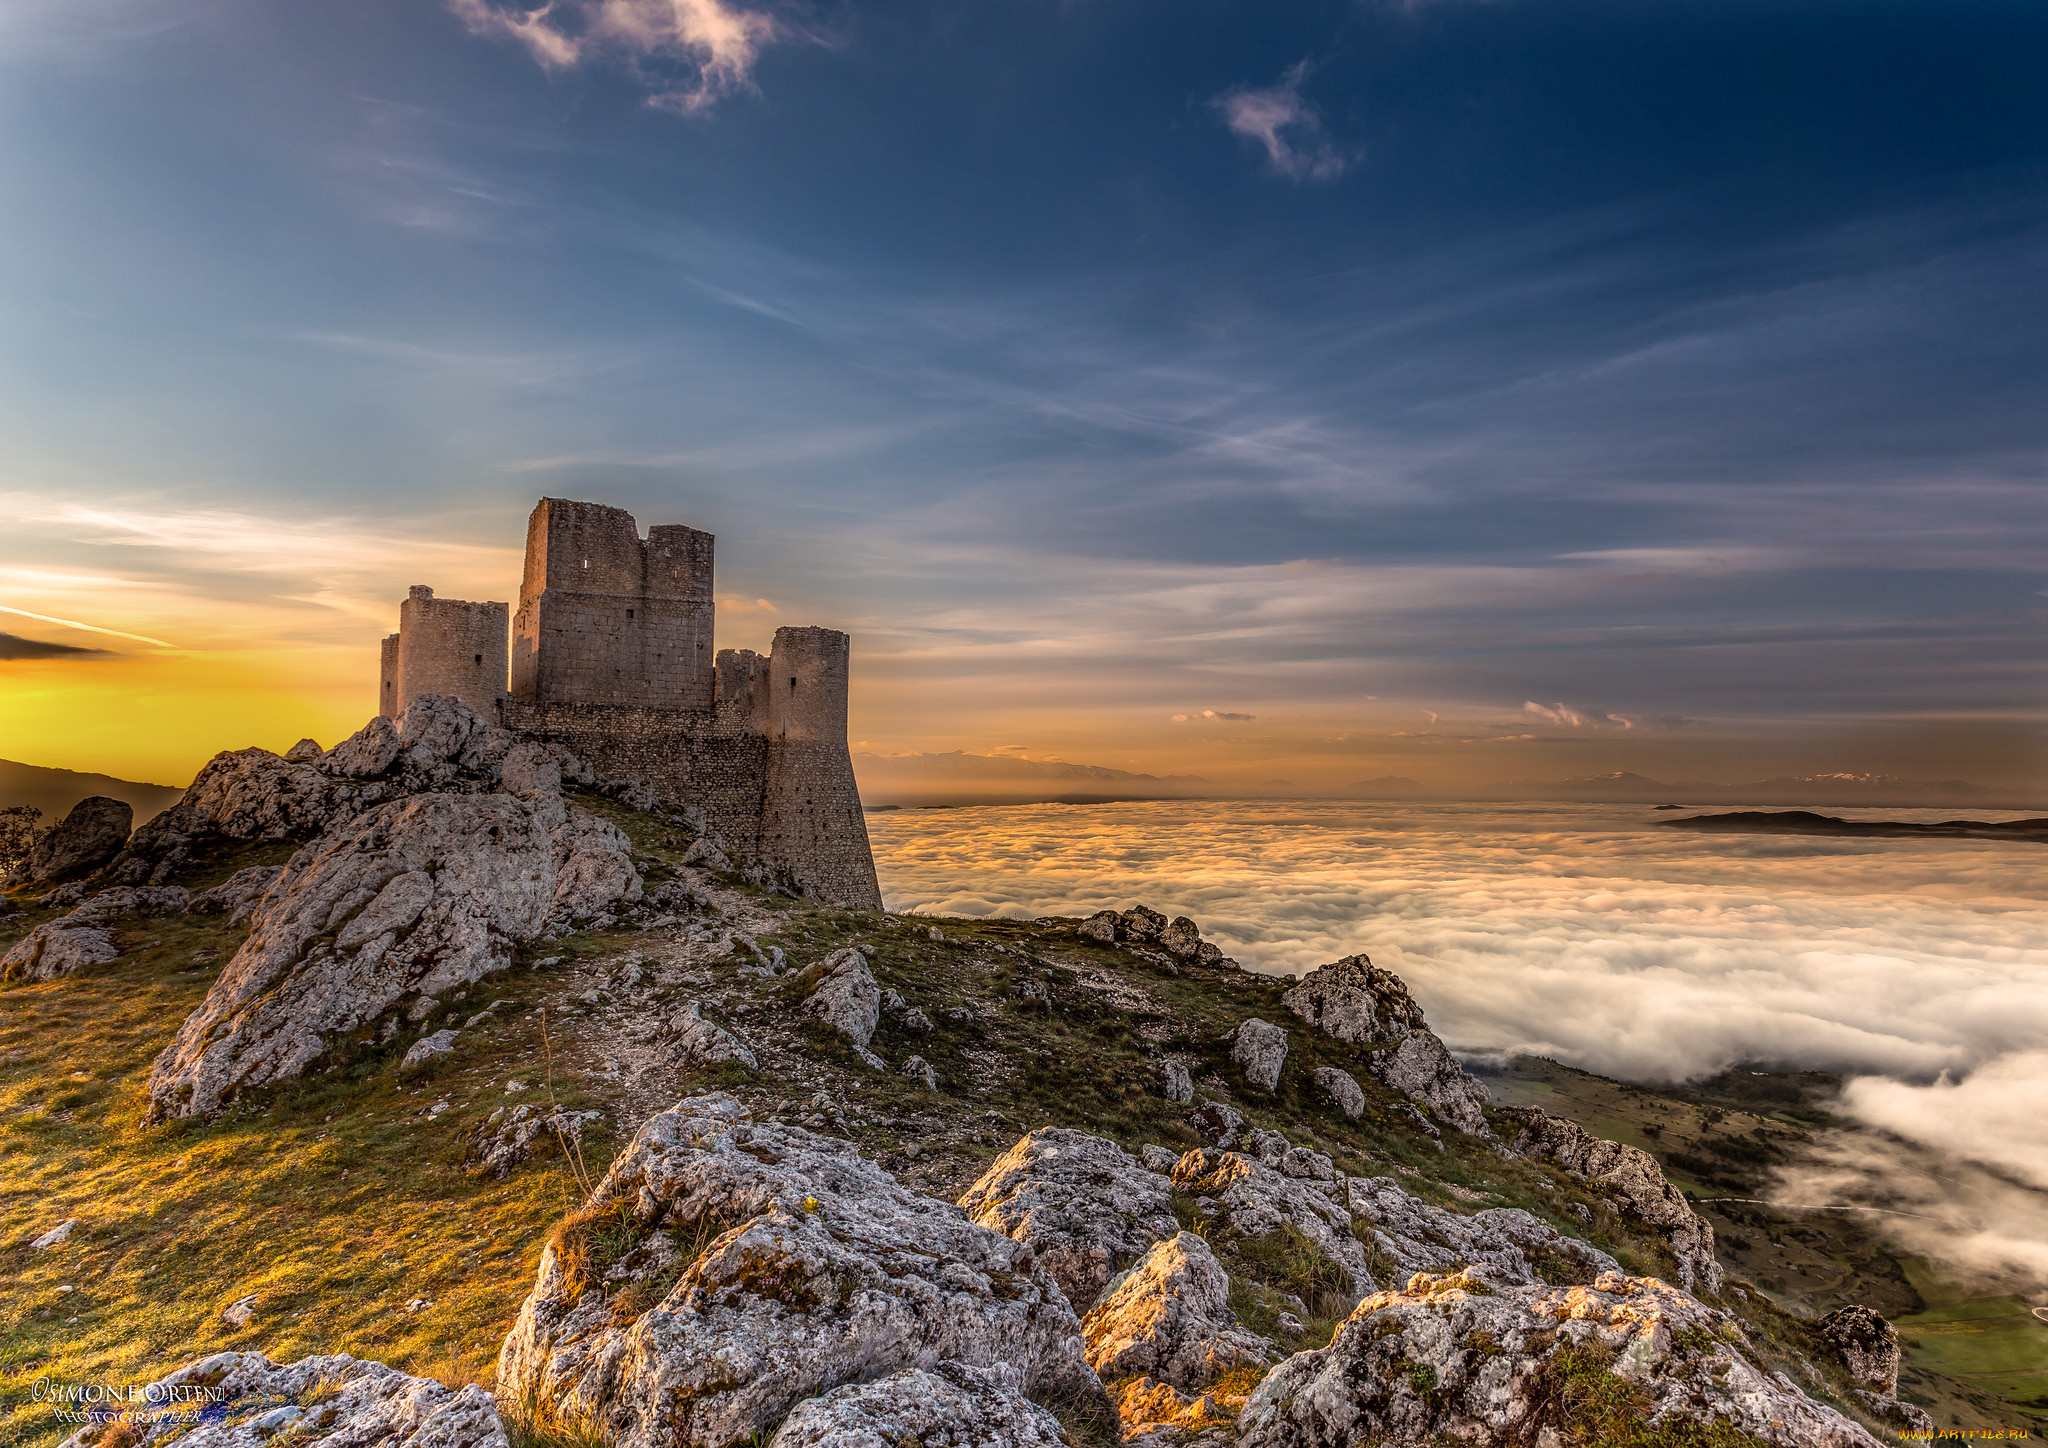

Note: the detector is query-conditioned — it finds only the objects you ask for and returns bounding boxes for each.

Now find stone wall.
[511,498,715,710]
[381,586,508,718]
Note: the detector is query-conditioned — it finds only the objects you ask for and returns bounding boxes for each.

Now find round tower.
[767,626,850,742]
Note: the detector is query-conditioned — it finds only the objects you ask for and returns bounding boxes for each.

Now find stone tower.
[379,586,508,719]
[511,498,716,710]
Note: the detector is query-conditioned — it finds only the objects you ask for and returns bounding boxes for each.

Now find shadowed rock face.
[958,1127,1182,1310]
[54,1349,507,1448]
[1498,1106,1723,1295]
[17,795,131,885]
[1237,1269,1884,1448]
[498,1095,1103,1448]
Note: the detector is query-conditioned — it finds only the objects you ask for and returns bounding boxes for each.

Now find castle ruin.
[380,497,882,910]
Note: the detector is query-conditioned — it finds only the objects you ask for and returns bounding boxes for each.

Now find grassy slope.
[0,795,2003,1445]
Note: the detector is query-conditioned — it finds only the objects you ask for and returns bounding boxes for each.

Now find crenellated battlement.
[378,498,880,909]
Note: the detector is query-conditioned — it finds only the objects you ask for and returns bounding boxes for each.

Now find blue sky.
[1,0,2044,788]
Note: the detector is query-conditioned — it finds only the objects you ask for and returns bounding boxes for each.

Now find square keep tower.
[510,498,716,710]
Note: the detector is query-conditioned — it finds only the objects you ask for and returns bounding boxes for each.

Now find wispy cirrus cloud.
[1214,61,1347,182]
[448,0,786,113]
[1523,700,1634,729]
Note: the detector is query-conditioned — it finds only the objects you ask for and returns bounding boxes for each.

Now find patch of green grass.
[1538,1340,1767,1448]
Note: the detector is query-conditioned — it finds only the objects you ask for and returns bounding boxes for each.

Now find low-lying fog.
[869,799,2048,1288]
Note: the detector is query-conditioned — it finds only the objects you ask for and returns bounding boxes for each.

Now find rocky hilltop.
[0,698,1954,1446]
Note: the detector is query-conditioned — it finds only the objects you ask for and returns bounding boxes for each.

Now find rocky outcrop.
[669,1002,758,1070]
[1281,955,1426,1045]
[104,696,595,888]
[768,1361,1069,1448]
[0,918,119,983]
[145,783,636,1119]
[959,1127,1182,1310]
[800,947,881,1048]
[1172,1148,1374,1296]
[1345,1177,1619,1287]
[498,1095,1101,1448]
[1376,1030,1490,1135]
[1499,1107,1723,1295]
[1232,1018,1288,1092]
[467,1104,602,1179]
[1282,955,1491,1135]
[54,1349,505,1448]
[1082,1231,1273,1389]
[0,884,192,982]
[11,795,131,885]
[1075,905,1229,965]
[1818,1305,1899,1394]
[1236,1269,1882,1448]
[1313,1066,1365,1119]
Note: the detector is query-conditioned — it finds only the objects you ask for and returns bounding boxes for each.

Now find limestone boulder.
[1172,1148,1374,1297]
[1121,905,1168,942]
[1345,1176,1619,1287]
[1819,1305,1900,1394]
[1082,1231,1274,1389]
[64,884,191,922]
[769,1361,1069,1448]
[0,920,120,983]
[1236,1269,1882,1448]
[1241,1127,1338,1182]
[669,1002,758,1070]
[800,947,881,1048]
[1160,1058,1194,1104]
[1376,1029,1491,1136]
[1313,1066,1365,1120]
[1158,916,1202,957]
[1499,1106,1723,1294]
[1232,1018,1288,1092]
[1280,954,1425,1045]
[145,792,560,1120]
[959,1126,1182,1310]
[549,807,644,920]
[1282,954,1492,1136]
[19,796,131,884]
[1188,1099,1247,1151]
[497,1095,1101,1448]
[1077,910,1121,944]
[468,1104,603,1180]
[54,1350,505,1448]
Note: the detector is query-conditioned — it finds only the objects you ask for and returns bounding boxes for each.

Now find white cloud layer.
[869,799,2048,1083]
[449,0,781,113]
[1215,62,1347,182]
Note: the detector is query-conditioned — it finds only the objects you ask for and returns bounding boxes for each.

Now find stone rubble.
[1236,1268,1883,1448]
[958,1126,1183,1310]
[668,1002,759,1070]
[1345,1176,1620,1287]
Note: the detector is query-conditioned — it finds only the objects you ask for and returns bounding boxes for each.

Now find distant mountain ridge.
[0,758,184,824]
[1510,771,2019,807]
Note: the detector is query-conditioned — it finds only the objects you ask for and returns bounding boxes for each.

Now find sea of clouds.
[870,799,2048,1286]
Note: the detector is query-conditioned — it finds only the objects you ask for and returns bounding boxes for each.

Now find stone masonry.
[378,498,882,910]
